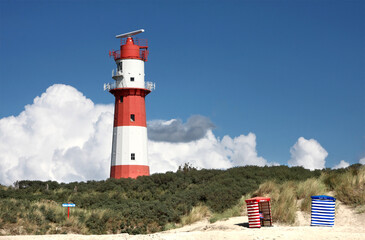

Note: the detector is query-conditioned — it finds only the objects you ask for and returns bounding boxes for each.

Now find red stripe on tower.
[110,88,150,127]
[105,29,155,179]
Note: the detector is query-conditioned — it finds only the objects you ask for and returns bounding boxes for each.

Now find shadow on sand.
[235,222,250,228]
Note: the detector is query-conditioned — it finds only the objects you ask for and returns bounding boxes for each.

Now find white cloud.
[288,137,328,170]
[360,158,365,165]
[0,84,114,185]
[0,84,269,186]
[149,130,268,174]
[332,160,350,169]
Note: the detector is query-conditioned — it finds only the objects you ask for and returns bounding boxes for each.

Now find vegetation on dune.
[209,194,249,223]
[0,164,363,235]
[297,177,328,212]
[252,165,365,224]
[252,176,328,218]
[180,205,211,226]
[322,164,365,206]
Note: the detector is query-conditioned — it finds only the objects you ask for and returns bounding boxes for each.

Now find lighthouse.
[104,29,155,179]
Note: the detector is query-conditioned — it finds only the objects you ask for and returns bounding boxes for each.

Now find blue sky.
[0,0,364,170]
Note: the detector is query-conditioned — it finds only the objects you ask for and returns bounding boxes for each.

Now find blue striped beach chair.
[311,195,336,227]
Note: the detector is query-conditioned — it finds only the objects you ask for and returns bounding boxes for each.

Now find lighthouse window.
[130,114,135,122]
[118,62,122,71]
[120,96,123,102]
[131,153,135,160]
[130,77,134,82]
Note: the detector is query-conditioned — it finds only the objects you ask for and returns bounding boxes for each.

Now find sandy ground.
[1,202,364,240]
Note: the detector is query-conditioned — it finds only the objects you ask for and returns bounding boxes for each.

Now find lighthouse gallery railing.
[103,81,155,91]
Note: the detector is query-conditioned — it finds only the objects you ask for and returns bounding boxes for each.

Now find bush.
[27,212,44,225]
[0,165,322,234]
[3,211,17,224]
[209,194,248,223]
[44,208,59,223]
[85,212,107,234]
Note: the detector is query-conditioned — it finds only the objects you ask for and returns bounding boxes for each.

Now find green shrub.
[3,211,17,224]
[209,194,248,223]
[44,208,58,223]
[77,211,87,224]
[27,212,44,225]
[39,205,46,213]
[0,165,322,234]
[85,212,107,234]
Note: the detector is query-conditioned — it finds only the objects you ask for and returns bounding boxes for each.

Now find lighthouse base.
[110,165,150,179]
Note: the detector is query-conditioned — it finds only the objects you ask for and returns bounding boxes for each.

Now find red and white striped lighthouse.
[104,29,155,179]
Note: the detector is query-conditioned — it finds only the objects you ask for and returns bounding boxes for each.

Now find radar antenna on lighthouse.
[104,29,155,179]
[115,29,144,38]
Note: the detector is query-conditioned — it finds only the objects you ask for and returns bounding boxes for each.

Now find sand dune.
[2,202,364,240]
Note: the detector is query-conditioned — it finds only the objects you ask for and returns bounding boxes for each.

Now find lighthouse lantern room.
[104,29,155,179]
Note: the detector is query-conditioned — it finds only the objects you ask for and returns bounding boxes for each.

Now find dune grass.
[178,194,251,226]
[274,182,298,224]
[296,177,328,212]
[251,166,365,225]
[331,166,365,206]
[180,205,211,226]
[253,177,330,224]
[0,198,111,235]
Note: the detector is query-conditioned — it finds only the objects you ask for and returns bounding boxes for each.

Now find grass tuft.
[181,205,211,226]
[163,222,177,231]
[254,181,297,224]
[296,177,328,212]
[332,166,365,206]
[271,182,297,224]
